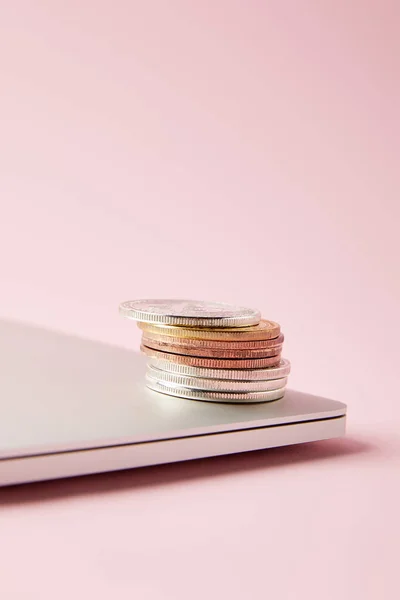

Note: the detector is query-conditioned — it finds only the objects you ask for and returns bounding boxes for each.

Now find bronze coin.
[142,336,282,359]
[141,345,282,369]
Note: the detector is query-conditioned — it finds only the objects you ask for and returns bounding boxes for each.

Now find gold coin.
[142,336,282,359]
[141,345,282,369]
[138,319,280,341]
[141,331,284,350]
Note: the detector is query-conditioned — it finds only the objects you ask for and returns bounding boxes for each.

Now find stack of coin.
[119,300,291,404]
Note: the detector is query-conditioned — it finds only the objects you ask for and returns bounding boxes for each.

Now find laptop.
[0,319,346,486]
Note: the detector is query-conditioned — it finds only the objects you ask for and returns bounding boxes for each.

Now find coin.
[120,299,261,327]
[141,345,282,369]
[141,331,284,350]
[147,365,288,392]
[138,319,280,340]
[142,337,282,359]
[147,357,291,380]
[146,378,286,403]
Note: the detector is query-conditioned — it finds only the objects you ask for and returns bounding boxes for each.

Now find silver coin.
[146,378,286,403]
[147,365,288,392]
[148,357,291,380]
[119,299,261,328]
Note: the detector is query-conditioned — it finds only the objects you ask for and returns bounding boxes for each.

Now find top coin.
[119,299,261,328]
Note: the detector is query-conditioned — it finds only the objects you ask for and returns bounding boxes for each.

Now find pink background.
[1,2,399,598]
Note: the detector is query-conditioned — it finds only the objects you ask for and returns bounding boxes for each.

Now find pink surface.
[1,432,400,599]
[0,1,399,598]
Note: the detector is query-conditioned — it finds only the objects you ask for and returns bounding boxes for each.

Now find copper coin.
[141,345,282,369]
[138,319,280,341]
[141,331,284,350]
[142,336,282,359]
